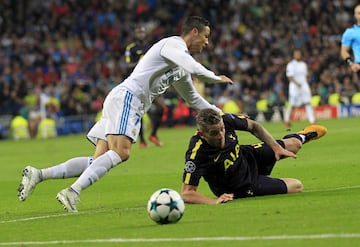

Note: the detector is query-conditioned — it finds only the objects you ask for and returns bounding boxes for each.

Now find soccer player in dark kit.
[181,108,327,204]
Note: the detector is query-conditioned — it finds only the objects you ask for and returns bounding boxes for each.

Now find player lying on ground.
[181,108,327,204]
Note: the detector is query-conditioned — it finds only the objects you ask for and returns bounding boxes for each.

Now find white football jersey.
[286,59,311,106]
[286,59,308,86]
[111,36,222,112]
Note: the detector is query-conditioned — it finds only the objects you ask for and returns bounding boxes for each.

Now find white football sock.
[305,104,315,124]
[41,157,93,180]
[70,150,122,194]
[298,134,306,143]
[284,105,292,123]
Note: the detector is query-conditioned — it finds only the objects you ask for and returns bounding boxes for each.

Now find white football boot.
[18,166,42,201]
[56,188,79,213]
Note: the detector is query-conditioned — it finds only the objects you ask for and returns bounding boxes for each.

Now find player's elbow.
[181,188,196,203]
[180,192,192,203]
[284,178,304,193]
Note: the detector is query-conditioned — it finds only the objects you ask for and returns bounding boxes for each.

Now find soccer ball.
[147,188,185,224]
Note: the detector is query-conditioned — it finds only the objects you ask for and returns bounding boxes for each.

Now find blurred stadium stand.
[1,0,360,140]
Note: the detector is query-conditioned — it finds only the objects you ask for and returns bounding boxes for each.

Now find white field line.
[305,185,360,193]
[1,185,359,225]
[0,206,144,224]
[1,186,359,245]
[1,234,360,245]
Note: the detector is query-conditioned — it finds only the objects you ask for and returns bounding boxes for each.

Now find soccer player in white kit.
[284,49,315,129]
[17,16,233,212]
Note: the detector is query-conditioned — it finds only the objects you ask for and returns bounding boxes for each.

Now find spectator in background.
[0,0,359,134]
[24,86,42,138]
[241,88,257,119]
[340,76,357,104]
[44,85,61,119]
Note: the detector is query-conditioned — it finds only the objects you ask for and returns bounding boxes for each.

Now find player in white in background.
[283,49,315,129]
[17,16,233,212]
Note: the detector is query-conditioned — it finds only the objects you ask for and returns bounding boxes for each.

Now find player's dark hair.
[181,16,210,35]
[196,108,221,132]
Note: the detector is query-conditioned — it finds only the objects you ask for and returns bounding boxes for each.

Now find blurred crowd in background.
[0,0,359,138]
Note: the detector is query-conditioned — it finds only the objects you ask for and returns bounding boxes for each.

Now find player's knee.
[115,149,130,161]
[293,139,302,151]
[108,141,131,161]
[293,179,304,192]
[107,135,132,161]
[284,138,302,153]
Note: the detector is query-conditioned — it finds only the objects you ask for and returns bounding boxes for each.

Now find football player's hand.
[272,143,297,160]
[219,75,233,84]
[216,193,234,204]
[350,63,360,73]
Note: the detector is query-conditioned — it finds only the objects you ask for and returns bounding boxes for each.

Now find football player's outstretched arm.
[160,38,233,84]
[181,183,233,204]
[246,118,297,160]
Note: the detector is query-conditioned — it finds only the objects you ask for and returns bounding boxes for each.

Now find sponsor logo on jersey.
[214,154,221,162]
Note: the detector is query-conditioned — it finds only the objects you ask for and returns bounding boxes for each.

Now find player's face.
[355,6,360,24]
[135,27,146,40]
[199,121,226,149]
[188,26,210,54]
[293,50,302,60]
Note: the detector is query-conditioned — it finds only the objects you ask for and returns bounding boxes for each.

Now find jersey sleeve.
[222,113,248,131]
[172,77,221,112]
[160,37,222,83]
[286,61,294,77]
[341,28,352,46]
[125,43,135,64]
[182,137,207,186]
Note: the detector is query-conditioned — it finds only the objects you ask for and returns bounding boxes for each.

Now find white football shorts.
[288,83,312,107]
[87,88,145,145]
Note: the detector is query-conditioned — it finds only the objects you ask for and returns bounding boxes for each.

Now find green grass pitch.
[0,117,360,246]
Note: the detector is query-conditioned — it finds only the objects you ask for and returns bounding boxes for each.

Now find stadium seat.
[311,95,321,107]
[351,92,360,104]
[328,93,340,105]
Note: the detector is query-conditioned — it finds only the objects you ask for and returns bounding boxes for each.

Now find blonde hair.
[195,109,221,132]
